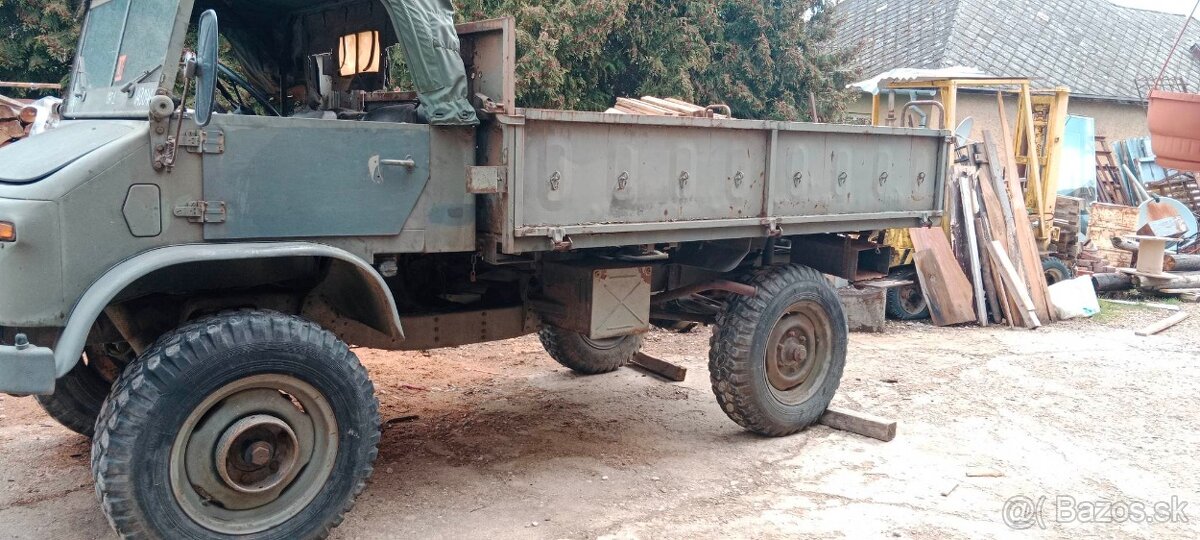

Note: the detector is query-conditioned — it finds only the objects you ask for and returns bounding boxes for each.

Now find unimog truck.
[0,0,947,537]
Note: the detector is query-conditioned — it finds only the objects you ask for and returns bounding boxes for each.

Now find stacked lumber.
[606,96,731,119]
[906,95,1055,329]
[0,94,37,148]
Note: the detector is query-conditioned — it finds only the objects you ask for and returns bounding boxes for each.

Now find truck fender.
[52,242,404,377]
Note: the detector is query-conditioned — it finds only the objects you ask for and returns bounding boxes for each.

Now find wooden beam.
[820,407,897,442]
[987,241,1042,328]
[628,352,687,382]
[1135,311,1190,336]
[0,81,61,90]
[959,175,988,325]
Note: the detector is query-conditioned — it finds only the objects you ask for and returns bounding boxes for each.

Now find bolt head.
[247,442,273,467]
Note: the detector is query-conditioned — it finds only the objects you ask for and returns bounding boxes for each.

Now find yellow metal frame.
[870,78,1070,256]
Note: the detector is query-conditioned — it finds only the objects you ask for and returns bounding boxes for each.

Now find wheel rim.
[170,374,338,535]
[765,300,833,405]
[896,284,927,315]
[580,335,627,350]
[1045,269,1065,285]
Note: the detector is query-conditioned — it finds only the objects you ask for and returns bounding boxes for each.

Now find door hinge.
[179,129,225,154]
[173,201,227,223]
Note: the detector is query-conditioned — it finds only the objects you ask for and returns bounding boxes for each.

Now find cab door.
[198,114,431,240]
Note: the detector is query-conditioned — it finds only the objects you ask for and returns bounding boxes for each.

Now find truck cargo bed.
[488,109,948,253]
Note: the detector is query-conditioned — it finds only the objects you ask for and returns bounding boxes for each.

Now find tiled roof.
[832,0,1200,102]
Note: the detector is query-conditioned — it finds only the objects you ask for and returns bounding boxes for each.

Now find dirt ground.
[1,300,1197,539]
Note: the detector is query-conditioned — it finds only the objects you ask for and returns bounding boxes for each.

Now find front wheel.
[34,346,126,437]
[91,311,379,539]
[709,265,847,436]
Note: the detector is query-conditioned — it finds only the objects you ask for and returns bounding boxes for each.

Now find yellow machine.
[866,76,1071,319]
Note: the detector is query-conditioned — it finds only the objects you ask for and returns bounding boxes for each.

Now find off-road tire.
[709,265,847,436]
[539,326,643,375]
[91,311,379,539]
[34,350,113,437]
[885,267,930,320]
[1042,256,1073,285]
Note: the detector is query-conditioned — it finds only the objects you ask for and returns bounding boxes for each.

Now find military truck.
[0,0,947,537]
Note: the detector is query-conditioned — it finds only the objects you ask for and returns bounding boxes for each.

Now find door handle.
[380,158,416,169]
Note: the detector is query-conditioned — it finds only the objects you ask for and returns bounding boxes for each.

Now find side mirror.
[193,10,219,127]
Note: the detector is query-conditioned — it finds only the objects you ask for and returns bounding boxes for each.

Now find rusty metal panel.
[539,263,652,339]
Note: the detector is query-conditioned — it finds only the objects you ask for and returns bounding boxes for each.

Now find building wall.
[845,92,1151,142]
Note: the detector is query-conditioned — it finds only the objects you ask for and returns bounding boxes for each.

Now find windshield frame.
[62,0,195,119]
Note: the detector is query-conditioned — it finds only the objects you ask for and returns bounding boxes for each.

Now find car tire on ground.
[91,310,379,539]
[885,267,930,321]
[34,347,123,438]
[539,325,643,375]
[709,264,847,437]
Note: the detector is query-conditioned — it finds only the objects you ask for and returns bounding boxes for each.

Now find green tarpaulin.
[381,0,477,125]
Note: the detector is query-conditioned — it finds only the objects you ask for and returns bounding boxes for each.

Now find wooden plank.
[975,216,1005,325]
[975,155,1023,326]
[910,227,976,326]
[986,241,1041,328]
[982,131,1022,283]
[996,94,1055,323]
[959,176,988,325]
[1135,311,1190,336]
[819,407,897,442]
[628,352,687,382]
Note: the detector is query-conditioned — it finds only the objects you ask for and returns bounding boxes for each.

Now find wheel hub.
[170,375,338,535]
[767,318,817,391]
[214,415,300,494]
[898,284,926,314]
[762,299,834,403]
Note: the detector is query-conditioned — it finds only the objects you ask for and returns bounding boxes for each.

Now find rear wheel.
[539,326,643,374]
[885,267,930,320]
[91,311,379,539]
[709,265,847,436]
